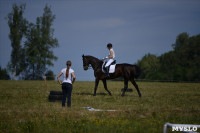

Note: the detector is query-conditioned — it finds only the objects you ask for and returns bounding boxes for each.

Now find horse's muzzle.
[83,66,88,70]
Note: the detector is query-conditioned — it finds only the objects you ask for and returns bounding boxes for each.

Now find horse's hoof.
[139,94,142,97]
[93,94,96,96]
[121,94,125,97]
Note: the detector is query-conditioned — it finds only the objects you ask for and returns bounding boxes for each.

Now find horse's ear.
[82,54,84,58]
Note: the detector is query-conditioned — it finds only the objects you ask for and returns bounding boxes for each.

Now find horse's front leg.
[93,78,99,96]
[102,79,112,96]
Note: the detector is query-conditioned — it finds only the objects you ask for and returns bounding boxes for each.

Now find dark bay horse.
[82,55,141,97]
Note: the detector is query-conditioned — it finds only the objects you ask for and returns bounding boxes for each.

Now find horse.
[82,55,142,97]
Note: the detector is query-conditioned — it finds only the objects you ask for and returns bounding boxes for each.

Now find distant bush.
[0,66,10,80]
[45,70,55,80]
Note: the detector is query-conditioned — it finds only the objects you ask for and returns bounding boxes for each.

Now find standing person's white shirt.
[61,68,74,84]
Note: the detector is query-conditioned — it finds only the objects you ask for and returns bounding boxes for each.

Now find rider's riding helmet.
[107,43,112,48]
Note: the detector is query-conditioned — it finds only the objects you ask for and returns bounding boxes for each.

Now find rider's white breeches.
[105,59,114,67]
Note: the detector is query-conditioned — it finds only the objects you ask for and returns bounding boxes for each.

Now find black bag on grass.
[48,95,63,102]
[50,91,63,95]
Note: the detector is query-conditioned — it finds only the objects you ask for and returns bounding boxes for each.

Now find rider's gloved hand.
[102,56,109,61]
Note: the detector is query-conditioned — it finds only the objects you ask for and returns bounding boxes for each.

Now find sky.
[0,0,200,81]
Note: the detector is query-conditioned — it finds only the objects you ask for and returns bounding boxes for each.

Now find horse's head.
[82,55,102,70]
[82,54,89,70]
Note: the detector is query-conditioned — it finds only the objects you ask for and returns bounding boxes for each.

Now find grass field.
[0,80,200,133]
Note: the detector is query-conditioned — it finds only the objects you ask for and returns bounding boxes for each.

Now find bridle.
[83,57,92,69]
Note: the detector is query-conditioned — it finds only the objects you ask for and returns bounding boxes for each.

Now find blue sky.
[0,0,200,81]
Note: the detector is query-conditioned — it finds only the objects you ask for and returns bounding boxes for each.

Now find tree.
[137,53,160,79]
[172,32,189,51]
[137,32,200,81]
[45,70,55,80]
[159,51,186,81]
[24,5,59,80]
[7,3,27,80]
[185,34,200,81]
[0,66,10,80]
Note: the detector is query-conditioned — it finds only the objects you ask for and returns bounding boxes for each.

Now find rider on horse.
[103,43,115,78]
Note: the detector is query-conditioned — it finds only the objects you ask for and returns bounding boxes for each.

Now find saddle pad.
[109,64,116,73]
[102,63,116,73]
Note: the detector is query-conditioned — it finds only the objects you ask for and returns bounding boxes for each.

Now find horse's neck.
[89,56,102,70]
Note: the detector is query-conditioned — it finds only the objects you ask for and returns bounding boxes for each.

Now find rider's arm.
[103,49,114,60]
[108,50,114,58]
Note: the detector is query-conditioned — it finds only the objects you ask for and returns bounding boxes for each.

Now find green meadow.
[0,80,200,133]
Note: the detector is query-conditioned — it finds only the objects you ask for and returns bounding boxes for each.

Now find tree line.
[137,32,200,82]
[0,3,58,80]
[0,4,199,81]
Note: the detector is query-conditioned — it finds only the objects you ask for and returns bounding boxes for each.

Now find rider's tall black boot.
[105,66,110,78]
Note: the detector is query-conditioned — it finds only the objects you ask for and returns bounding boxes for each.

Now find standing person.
[103,43,115,78]
[57,60,76,107]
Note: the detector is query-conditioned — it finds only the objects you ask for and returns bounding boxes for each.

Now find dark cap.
[107,43,112,48]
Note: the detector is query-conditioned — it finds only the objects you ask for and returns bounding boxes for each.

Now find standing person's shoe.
[67,103,71,107]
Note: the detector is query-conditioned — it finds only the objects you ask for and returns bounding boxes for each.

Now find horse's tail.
[132,65,141,78]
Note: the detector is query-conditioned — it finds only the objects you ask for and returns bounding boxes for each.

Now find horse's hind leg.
[102,79,112,96]
[121,79,128,97]
[131,79,141,97]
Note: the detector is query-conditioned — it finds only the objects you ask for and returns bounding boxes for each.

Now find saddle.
[102,60,116,73]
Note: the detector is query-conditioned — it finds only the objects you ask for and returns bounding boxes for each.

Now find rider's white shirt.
[105,48,115,67]
[109,48,115,58]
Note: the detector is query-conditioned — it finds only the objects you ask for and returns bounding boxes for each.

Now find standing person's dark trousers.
[62,82,72,107]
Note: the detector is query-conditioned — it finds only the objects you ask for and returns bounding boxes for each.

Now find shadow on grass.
[74,92,107,96]
[122,95,139,98]
[74,92,146,97]
[122,94,152,98]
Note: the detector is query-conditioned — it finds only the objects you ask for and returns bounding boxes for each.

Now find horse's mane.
[85,55,102,62]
